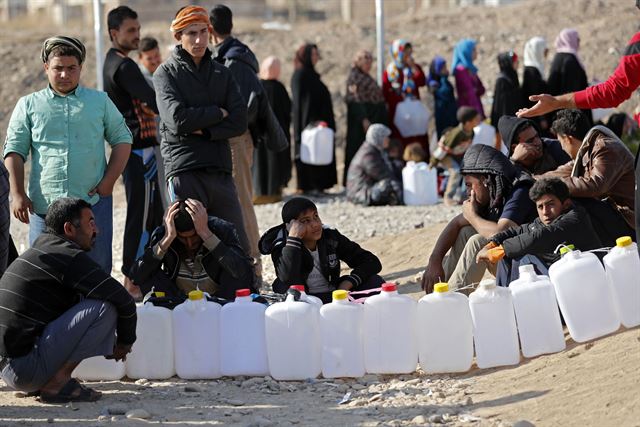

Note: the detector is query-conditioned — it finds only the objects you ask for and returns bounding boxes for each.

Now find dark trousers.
[574,198,635,248]
[497,254,550,287]
[122,151,164,277]
[167,169,250,256]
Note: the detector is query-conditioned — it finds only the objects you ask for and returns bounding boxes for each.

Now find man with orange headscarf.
[153,5,253,280]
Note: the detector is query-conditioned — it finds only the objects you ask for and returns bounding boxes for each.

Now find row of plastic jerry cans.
[74,238,639,381]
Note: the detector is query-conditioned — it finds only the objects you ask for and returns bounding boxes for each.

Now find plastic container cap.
[519,264,535,274]
[479,279,496,288]
[188,290,204,301]
[154,291,166,298]
[382,283,397,292]
[616,236,632,247]
[235,289,251,298]
[332,290,348,301]
[559,244,575,255]
[290,285,305,292]
[434,282,449,293]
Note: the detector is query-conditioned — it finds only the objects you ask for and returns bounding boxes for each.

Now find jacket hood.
[461,144,518,181]
[258,224,286,255]
[216,37,259,73]
[497,115,535,153]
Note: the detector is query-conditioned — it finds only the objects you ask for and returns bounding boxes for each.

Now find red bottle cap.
[290,285,305,292]
[235,289,251,297]
[382,283,396,292]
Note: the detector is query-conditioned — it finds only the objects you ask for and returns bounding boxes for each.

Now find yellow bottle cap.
[188,290,204,301]
[616,236,632,247]
[559,244,575,255]
[434,282,449,293]
[332,290,348,301]
[154,291,165,298]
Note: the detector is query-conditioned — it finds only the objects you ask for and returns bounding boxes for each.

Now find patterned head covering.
[451,39,478,74]
[386,39,416,97]
[170,6,212,34]
[523,36,547,76]
[41,36,86,64]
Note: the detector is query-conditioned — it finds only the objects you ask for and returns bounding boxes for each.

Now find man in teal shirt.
[4,36,132,273]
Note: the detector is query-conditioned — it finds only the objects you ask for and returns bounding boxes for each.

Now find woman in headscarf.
[452,38,486,119]
[547,29,591,125]
[427,55,458,138]
[382,39,428,150]
[344,49,388,185]
[490,50,524,129]
[291,43,337,194]
[253,56,292,204]
[346,124,403,206]
[522,37,550,135]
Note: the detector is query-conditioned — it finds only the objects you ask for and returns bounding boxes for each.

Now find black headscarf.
[497,51,519,86]
[294,43,318,72]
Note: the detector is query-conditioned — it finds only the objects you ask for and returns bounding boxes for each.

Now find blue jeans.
[496,254,550,287]
[29,195,113,273]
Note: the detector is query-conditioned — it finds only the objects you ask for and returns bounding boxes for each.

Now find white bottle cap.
[479,279,496,288]
[518,264,535,274]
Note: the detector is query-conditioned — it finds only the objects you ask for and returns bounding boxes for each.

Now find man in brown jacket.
[540,109,635,246]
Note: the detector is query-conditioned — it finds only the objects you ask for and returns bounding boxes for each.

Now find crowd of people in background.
[0,1,637,404]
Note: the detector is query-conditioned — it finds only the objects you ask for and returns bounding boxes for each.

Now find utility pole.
[93,0,103,91]
[375,0,384,85]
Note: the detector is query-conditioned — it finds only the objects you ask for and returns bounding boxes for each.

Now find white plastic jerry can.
[289,285,323,308]
[549,247,620,343]
[402,161,438,206]
[417,282,473,373]
[220,289,269,377]
[319,290,365,378]
[173,290,221,379]
[73,356,126,381]
[603,236,640,328]
[126,297,175,380]
[363,283,418,374]
[393,98,429,138]
[469,279,520,369]
[264,290,321,381]
[300,123,334,166]
[509,265,566,358]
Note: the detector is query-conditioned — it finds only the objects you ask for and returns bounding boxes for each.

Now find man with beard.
[0,198,136,403]
[103,6,164,299]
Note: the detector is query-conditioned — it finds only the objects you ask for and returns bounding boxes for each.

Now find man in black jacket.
[154,5,250,256]
[0,198,136,403]
[103,6,164,298]
[210,5,287,282]
[498,115,570,175]
[259,197,384,304]
[129,199,255,300]
[477,177,602,285]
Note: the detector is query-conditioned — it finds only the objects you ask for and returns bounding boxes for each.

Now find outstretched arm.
[516,93,577,118]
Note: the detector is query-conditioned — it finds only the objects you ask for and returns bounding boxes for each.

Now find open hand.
[185,199,212,240]
[10,192,33,224]
[287,219,307,239]
[516,94,561,118]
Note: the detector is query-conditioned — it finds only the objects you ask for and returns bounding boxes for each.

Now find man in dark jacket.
[497,115,570,175]
[421,144,537,293]
[259,197,384,304]
[210,5,287,282]
[0,198,136,402]
[540,109,636,246]
[477,177,602,285]
[153,5,250,255]
[103,6,164,298]
[129,199,255,301]
[346,124,402,206]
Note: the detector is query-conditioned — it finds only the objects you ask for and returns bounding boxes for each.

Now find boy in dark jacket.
[259,197,384,304]
[476,177,602,285]
[129,199,255,301]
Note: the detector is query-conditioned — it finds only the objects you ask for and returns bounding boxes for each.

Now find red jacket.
[574,32,640,113]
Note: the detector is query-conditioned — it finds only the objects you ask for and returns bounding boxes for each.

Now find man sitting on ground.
[129,199,255,300]
[497,115,570,175]
[0,198,136,403]
[540,109,636,246]
[421,144,536,293]
[476,177,602,285]
[259,197,384,304]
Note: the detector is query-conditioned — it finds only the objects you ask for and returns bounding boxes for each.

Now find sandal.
[39,379,102,404]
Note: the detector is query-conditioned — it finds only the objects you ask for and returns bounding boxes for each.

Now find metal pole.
[93,0,103,91]
[375,0,384,86]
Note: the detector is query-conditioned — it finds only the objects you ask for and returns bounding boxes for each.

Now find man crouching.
[0,198,136,403]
